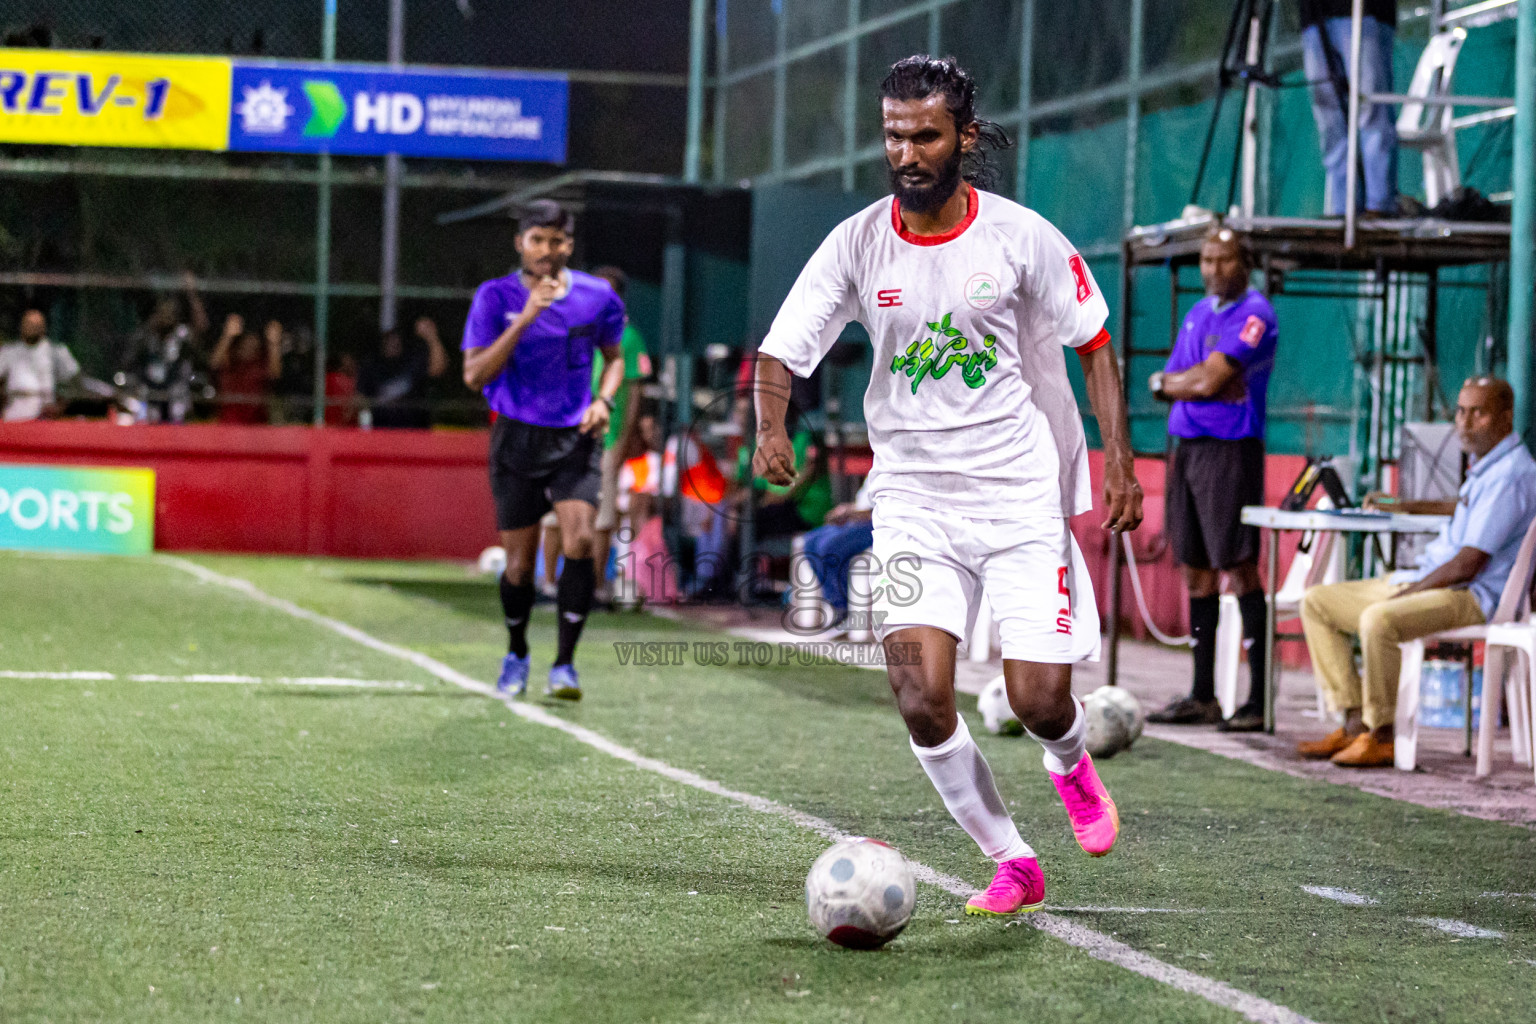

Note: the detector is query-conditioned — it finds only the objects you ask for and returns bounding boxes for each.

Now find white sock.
[910,717,1033,863]
[1028,697,1087,776]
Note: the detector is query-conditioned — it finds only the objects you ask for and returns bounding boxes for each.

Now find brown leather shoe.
[1297,727,1355,760]
[1330,732,1395,768]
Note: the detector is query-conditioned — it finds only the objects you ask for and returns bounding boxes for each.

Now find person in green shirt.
[733,413,832,537]
[590,266,652,598]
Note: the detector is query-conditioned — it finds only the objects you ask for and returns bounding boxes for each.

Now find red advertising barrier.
[0,422,1317,664]
[0,421,496,559]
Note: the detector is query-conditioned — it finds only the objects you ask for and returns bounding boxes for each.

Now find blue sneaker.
[496,652,530,697]
[545,663,582,701]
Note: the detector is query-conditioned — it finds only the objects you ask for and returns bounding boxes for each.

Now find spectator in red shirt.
[325,352,359,426]
[210,313,280,424]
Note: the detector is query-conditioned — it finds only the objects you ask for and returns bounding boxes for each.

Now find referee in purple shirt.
[1145,226,1278,733]
[462,199,626,702]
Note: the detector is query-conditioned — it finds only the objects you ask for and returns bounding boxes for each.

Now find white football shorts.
[865,499,1100,664]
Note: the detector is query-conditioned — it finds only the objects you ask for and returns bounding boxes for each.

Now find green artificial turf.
[2,550,1535,1023]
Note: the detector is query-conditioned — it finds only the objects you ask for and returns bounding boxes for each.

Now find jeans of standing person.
[801,520,876,614]
[1301,16,1398,215]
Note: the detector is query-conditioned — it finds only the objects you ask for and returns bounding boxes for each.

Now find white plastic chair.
[1396,28,1467,209]
[1215,526,1343,718]
[1396,514,1536,774]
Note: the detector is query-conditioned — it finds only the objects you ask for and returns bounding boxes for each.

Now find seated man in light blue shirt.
[1297,377,1536,768]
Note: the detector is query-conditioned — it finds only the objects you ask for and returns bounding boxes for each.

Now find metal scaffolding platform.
[1124,211,1512,272]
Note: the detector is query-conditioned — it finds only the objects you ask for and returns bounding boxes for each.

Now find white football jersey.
[759,186,1109,518]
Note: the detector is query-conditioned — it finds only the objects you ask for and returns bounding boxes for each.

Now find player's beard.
[888,145,964,214]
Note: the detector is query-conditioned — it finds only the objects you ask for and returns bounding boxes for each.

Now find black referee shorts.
[488,416,603,532]
[1165,436,1265,570]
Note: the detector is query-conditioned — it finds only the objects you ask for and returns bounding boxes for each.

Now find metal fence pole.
[771,4,786,175]
[684,0,708,182]
[842,0,860,192]
[1509,0,1535,435]
[311,0,337,427]
[1123,0,1143,232]
[711,0,729,183]
[1014,0,1034,202]
[1343,0,1364,248]
[379,0,404,333]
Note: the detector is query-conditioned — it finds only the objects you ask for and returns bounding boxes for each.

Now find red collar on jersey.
[891,184,978,246]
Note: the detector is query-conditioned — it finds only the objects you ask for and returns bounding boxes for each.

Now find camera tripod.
[1189,0,1282,214]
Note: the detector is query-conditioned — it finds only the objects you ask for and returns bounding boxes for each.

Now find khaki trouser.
[1299,578,1484,729]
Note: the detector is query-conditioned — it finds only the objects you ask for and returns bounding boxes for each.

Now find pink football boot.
[964,856,1045,917]
[1050,753,1120,857]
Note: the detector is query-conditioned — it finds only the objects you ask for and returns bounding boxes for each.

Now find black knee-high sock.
[500,575,536,658]
[554,557,596,667]
[1237,588,1268,710]
[1189,594,1220,703]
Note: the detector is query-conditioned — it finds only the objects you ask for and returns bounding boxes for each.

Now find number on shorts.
[1056,566,1072,635]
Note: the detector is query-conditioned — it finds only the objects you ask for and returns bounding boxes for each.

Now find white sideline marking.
[1049,905,1209,914]
[0,669,421,690]
[1301,886,1379,906]
[1409,918,1505,939]
[0,670,114,680]
[160,555,1323,1024]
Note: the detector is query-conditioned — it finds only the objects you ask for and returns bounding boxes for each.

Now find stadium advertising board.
[0,49,567,163]
[227,64,567,162]
[0,49,230,151]
[0,464,155,556]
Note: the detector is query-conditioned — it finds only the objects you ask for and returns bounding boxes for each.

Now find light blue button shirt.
[1408,433,1536,618]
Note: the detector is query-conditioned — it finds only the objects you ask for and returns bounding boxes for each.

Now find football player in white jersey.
[753,56,1143,917]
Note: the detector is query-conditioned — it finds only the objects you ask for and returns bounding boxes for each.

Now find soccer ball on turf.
[1082,685,1140,758]
[1095,685,1145,742]
[477,545,507,576]
[806,838,916,949]
[977,674,1023,735]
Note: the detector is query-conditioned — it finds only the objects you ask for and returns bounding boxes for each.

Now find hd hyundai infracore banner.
[0,48,568,162]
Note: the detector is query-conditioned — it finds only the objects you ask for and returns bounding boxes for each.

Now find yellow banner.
[0,49,230,150]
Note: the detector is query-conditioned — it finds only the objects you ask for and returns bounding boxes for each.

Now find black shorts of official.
[488,416,603,531]
[1166,436,1265,570]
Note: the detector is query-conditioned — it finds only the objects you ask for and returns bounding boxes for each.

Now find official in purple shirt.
[1145,226,1278,733]
[461,199,625,702]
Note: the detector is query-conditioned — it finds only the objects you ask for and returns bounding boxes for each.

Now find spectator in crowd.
[1297,377,1536,768]
[730,378,832,541]
[0,308,81,421]
[119,272,210,424]
[1300,0,1398,216]
[800,477,875,630]
[324,352,359,427]
[270,320,315,424]
[1145,227,1278,733]
[621,408,663,529]
[209,313,281,425]
[358,316,448,429]
[588,265,653,603]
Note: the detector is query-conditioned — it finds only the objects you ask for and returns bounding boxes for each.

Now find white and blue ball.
[977,674,1023,736]
[805,838,916,949]
[477,545,507,577]
[1082,685,1142,758]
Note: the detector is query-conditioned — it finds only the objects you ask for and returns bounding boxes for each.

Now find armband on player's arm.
[1076,328,1111,355]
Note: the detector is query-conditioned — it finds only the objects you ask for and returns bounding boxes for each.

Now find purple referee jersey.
[461,269,625,428]
[1165,288,1277,441]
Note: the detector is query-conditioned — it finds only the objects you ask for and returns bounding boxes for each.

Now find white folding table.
[1239,507,1449,732]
